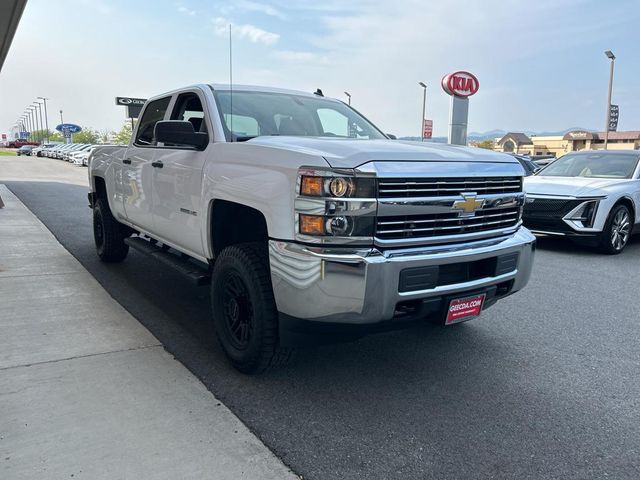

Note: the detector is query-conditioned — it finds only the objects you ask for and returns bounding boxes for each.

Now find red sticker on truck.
[446,294,485,324]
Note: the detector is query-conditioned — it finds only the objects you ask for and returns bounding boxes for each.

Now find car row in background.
[14,142,97,166]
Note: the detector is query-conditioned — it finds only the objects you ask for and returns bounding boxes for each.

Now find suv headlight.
[296,168,376,243]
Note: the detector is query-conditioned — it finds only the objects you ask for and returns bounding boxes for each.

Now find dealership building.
[494,130,640,157]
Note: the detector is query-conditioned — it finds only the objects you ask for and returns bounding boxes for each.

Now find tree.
[476,139,495,150]
[71,127,100,144]
[99,129,113,144]
[28,129,63,143]
[113,121,134,145]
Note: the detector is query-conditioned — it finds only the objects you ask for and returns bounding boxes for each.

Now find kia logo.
[441,71,479,98]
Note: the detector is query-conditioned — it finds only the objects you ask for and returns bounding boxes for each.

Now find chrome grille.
[376,207,521,240]
[378,177,522,198]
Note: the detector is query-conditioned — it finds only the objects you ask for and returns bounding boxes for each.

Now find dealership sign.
[56,123,82,133]
[422,119,433,139]
[116,96,147,119]
[441,71,479,97]
[609,104,619,132]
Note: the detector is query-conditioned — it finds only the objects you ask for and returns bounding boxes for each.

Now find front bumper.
[269,227,536,327]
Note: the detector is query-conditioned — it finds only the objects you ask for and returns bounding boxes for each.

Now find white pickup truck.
[89,84,535,373]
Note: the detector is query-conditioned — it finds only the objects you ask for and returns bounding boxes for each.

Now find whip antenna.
[229,23,234,141]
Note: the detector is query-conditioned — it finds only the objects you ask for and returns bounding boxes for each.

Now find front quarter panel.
[200,142,329,259]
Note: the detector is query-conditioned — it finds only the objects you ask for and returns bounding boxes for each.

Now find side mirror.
[386,133,397,140]
[155,120,208,150]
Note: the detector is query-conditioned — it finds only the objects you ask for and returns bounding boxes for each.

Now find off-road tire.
[211,242,294,373]
[598,204,632,255]
[93,197,130,262]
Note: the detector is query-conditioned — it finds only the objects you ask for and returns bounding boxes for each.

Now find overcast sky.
[1,0,638,138]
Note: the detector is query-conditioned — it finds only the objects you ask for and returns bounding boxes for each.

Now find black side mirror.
[155,120,208,150]
[386,133,397,140]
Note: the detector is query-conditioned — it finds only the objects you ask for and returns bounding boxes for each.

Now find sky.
[1,0,639,138]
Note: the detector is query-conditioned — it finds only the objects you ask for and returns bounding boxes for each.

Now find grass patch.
[0,150,18,156]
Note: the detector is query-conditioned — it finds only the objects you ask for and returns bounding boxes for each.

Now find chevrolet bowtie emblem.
[452,193,485,216]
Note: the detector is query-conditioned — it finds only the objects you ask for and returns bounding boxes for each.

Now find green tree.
[99,129,113,144]
[28,129,63,143]
[71,127,100,144]
[476,139,495,150]
[113,121,134,145]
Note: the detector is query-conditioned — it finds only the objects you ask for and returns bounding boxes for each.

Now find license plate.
[445,294,486,325]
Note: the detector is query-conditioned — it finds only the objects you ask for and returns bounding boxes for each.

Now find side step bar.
[124,236,211,286]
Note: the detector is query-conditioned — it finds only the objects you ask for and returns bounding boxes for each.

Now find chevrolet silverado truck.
[88,84,535,373]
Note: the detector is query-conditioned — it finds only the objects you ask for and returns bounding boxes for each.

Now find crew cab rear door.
[150,89,210,256]
[122,96,171,233]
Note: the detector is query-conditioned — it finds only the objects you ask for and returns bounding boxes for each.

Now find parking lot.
[3,155,640,479]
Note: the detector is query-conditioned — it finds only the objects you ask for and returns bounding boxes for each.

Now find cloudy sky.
[1,0,638,138]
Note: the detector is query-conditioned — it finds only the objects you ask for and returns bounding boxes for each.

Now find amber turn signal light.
[299,214,325,235]
[301,176,323,196]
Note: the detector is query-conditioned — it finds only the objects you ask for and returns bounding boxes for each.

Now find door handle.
[122,158,132,164]
[151,161,164,168]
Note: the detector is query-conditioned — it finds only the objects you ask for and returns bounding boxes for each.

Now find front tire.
[598,204,632,254]
[211,242,294,373]
[93,197,130,262]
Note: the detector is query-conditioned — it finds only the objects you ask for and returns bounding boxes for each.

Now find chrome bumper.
[269,227,536,325]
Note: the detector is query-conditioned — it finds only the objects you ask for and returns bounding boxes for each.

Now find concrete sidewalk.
[0,184,297,479]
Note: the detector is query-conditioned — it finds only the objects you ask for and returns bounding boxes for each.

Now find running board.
[124,236,211,286]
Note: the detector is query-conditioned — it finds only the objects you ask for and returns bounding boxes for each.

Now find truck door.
[122,96,171,233]
[151,90,210,257]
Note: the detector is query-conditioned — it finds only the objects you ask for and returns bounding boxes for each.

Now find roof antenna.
[229,23,234,141]
[314,88,324,97]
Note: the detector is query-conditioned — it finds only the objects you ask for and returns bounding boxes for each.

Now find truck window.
[171,93,208,134]
[317,108,349,137]
[135,96,171,146]
[224,114,259,136]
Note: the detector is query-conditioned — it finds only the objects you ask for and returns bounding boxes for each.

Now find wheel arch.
[207,199,269,258]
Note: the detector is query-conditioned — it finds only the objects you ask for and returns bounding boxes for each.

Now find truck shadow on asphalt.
[7,181,640,480]
[533,234,640,256]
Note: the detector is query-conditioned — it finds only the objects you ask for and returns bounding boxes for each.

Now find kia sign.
[441,71,479,98]
[55,123,82,133]
[116,96,147,119]
[608,104,619,132]
[422,119,433,139]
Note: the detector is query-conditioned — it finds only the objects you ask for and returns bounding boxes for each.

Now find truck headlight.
[297,168,376,243]
[300,172,375,198]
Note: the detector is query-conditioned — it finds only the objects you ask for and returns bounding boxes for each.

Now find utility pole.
[604,50,615,150]
[344,91,351,105]
[59,109,64,124]
[38,97,50,143]
[419,82,427,141]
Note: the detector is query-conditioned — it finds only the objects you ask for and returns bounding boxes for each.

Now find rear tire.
[211,242,294,373]
[598,204,632,254]
[93,197,130,262]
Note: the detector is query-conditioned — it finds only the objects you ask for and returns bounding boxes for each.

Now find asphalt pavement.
[5,178,640,480]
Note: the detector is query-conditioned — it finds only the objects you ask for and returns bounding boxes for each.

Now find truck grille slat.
[378,176,522,198]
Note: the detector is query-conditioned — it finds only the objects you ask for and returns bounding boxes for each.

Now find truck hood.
[246,137,519,169]
[524,176,627,197]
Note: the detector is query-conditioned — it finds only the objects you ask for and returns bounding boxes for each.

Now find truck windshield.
[539,152,639,179]
[212,90,386,141]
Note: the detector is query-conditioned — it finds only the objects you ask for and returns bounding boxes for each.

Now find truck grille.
[378,177,522,198]
[376,207,521,240]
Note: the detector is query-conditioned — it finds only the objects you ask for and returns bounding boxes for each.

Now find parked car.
[63,144,90,161]
[16,145,34,156]
[523,150,640,253]
[89,84,535,373]
[70,146,95,166]
[531,155,556,167]
[510,154,541,176]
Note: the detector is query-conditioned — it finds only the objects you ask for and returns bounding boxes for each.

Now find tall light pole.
[24,111,31,138]
[36,102,44,142]
[419,82,427,141]
[31,106,40,143]
[33,103,42,143]
[604,50,615,150]
[59,109,64,124]
[38,97,50,142]
[344,91,351,105]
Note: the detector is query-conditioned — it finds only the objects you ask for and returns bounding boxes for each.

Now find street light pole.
[38,97,50,143]
[36,102,44,143]
[603,50,615,150]
[419,82,427,141]
[344,91,351,105]
[32,104,42,143]
[59,109,64,124]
